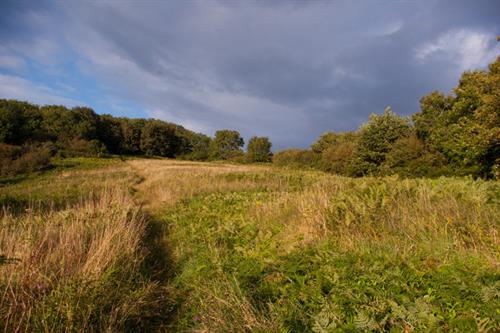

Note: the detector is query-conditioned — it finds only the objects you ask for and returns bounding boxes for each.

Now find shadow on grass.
[0,195,71,216]
[134,211,180,332]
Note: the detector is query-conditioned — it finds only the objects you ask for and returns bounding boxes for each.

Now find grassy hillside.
[1,158,499,332]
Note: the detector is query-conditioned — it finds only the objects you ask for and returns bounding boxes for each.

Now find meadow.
[0,158,498,332]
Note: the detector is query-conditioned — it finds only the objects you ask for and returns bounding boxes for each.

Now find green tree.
[40,105,99,142]
[0,99,42,144]
[414,55,500,177]
[413,91,454,143]
[121,118,144,155]
[98,115,123,154]
[247,136,272,162]
[321,141,357,175]
[140,120,181,157]
[381,131,447,177]
[183,133,211,160]
[311,131,358,154]
[209,130,244,160]
[351,107,410,176]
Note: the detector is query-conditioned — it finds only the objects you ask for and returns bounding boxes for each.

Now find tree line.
[0,100,272,175]
[275,55,499,179]
[1,55,498,178]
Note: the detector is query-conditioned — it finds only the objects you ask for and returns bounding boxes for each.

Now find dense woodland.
[1,55,499,178]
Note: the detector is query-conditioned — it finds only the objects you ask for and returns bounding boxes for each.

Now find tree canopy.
[247,136,272,162]
[209,130,244,160]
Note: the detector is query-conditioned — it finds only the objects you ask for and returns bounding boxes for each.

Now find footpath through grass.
[1,158,499,332]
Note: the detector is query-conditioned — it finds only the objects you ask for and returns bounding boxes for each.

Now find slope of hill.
[1,158,498,332]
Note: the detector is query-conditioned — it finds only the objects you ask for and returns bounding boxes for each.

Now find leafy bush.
[380,133,449,177]
[351,107,410,176]
[140,120,181,157]
[273,149,321,169]
[0,142,54,176]
[320,141,357,174]
[58,138,107,158]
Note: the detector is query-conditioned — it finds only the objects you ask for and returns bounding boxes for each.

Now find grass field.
[1,158,499,332]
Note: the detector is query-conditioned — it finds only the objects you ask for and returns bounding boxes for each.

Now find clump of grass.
[0,188,156,331]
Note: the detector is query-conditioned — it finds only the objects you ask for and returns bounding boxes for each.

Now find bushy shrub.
[381,134,449,177]
[320,141,357,175]
[0,142,54,176]
[140,120,181,157]
[273,149,320,169]
[58,138,107,158]
[227,150,248,164]
[178,133,211,161]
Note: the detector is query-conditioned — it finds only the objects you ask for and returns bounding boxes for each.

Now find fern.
[353,311,378,331]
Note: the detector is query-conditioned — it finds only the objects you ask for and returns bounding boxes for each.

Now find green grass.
[163,175,499,332]
[0,157,130,213]
[1,158,499,332]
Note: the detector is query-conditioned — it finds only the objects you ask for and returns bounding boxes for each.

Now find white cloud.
[0,74,82,106]
[416,29,500,71]
[0,54,25,70]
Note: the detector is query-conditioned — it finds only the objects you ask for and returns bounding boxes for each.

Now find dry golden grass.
[127,159,276,210]
[0,185,150,331]
[251,175,499,263]
[0,160,166,332]
[192,273,279,332]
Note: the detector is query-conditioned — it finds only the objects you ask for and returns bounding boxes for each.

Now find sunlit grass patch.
[161,172,499,332]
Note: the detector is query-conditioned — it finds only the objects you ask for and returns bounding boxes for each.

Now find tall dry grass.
[0,161,171,332]
[255,175,499,263]
[127,159,280,210]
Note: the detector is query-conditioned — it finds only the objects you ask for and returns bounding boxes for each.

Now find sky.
[0,0,499,150]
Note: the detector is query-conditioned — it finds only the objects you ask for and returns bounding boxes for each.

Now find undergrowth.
[163,174,499,332]
[1,158,498,332]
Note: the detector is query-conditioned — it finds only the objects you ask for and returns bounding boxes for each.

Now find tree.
[311,131,358,154]
[183,133,211,160]
[121,118,144,155]
[98,115,123,154]
[0,100,42,144]
[413,91,454,143]
[247,136,272,162]
[140,120,181,157]
[351,107,410,176]
[40,105,99,142]
[414,55,500,177]
[311,132,338,154]
[381,131,447,177]
[209,130,244,160]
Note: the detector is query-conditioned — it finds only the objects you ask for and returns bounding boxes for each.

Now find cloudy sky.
[0,0,499,149]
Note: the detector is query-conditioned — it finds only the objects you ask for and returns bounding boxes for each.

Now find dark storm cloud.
[0,0,499,149]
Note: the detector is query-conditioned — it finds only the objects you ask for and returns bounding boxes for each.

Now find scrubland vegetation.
[0,158,498,332]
